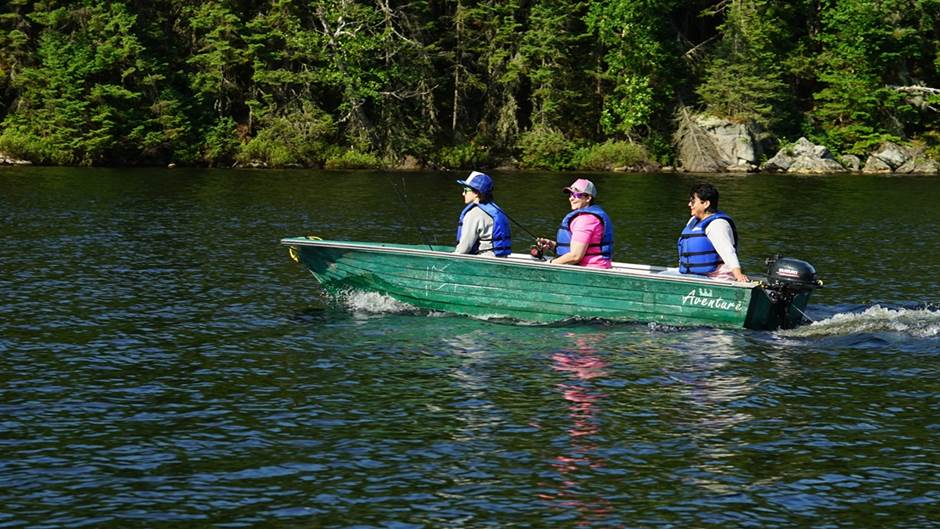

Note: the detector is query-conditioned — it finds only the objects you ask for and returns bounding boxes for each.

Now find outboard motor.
[762,255,823,328]
[765,256,822,295]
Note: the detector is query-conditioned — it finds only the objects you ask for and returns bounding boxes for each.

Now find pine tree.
[0,0,33,122]
[585,0,685,143]
[811,0,939,153]
[447,0,525,152]
[0,2,167,164]
[519,0,594,138]
[181,0,251,164]
[696,0,794,132]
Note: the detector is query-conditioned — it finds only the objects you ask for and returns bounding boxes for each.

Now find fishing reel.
[530,239,554,260]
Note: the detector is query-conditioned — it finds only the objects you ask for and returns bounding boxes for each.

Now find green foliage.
[516,126,576,170]
[0,0,32,120]
[572,141,651,171]
[519,0,593,135]
[696,0,794,131]
[324,149,383,169]
[920,131,940,160]
[0,123,52,163]
[183,1,249,118]
[202,117,240,166]
[810,0,938,153]
[0,0,937,167]
[304,0,387,149]
[451,0,525,147]
[131,90,197,164]
[238,103,335,167]
[430,143,491,170]
[0,3,158,164]
[585,0,684,139]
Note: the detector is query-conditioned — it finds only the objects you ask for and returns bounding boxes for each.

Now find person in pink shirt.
[536,179,613,269]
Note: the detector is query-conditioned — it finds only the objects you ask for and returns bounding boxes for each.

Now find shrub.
[202,117,241,166]
[324,149,383,169]
[430,143,490,170]
[237,103,335,167]
[572,140,652,171]
[0,126,50,163]
[919,131,940,160]
[516,127,575,170]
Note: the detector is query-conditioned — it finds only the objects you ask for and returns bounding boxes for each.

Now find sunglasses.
[462,187,474,194]
[567,191,590,199]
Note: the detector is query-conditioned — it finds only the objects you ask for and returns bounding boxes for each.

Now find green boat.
[281,237,822,330]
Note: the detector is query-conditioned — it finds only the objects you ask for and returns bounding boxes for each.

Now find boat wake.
[779,304,940,340]
[341,290,417,314]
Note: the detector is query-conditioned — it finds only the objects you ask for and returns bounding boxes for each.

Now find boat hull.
[282,238,809,330]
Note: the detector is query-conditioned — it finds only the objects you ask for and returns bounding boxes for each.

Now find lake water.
[1,167,938,528]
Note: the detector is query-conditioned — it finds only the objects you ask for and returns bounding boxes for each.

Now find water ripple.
[2,169,939,528]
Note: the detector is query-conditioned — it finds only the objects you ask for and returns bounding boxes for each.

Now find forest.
[0,0,938,169]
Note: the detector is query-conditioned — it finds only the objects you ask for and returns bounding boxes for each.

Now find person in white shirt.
[677,183,749,282]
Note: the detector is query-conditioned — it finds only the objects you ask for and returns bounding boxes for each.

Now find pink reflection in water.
[537,334,624,527]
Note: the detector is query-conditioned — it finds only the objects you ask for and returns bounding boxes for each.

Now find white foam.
[780,305,940,339]
[342,290,415,314]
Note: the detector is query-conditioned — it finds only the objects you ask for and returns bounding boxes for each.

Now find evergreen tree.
[519,0,594,138]
[443,0,482,140]
[0,2,169,164]
[480,0,525,150]
[0,0,34,122]
[371,0,442,159]
[696,0,794,132]
[585,0,685,144]
[127,0,199,163]
[181,0,251,163]
[0,0,937,166]
[241,0,336,165]
[811,0,939,153]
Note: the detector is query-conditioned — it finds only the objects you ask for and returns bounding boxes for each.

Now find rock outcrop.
[839,154,861,172]
[761,137,846,173]
[0,152,32,165]
[675,113,761,172]
[863,142,939,173]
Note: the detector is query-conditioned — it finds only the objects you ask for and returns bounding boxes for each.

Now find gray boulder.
[695,115,760,167]
[675,112,762,172]
[863,142,940,174]
[762,137,846,173]
[896,154,940,174]
[862,155,893,173]
[870,142,907,169]
[839,154,862,172]
[0,152,32,165]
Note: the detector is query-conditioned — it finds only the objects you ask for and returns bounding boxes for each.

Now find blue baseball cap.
[456,171,494,195]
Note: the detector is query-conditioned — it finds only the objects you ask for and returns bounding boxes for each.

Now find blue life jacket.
[456,202,512,256]
[677,212,738,274]
[555,205,613,259]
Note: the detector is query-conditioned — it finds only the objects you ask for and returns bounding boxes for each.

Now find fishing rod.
[493,204,552,260]
[494,204,540,240]
[391,173,542,255]
[389,174,435,250]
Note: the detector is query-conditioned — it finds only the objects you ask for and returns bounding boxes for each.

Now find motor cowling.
[765,256,822,293]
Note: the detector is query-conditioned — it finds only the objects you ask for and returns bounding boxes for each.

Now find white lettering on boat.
[681,288,744,312]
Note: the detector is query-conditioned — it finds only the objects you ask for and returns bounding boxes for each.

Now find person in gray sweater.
[453,171,512,257]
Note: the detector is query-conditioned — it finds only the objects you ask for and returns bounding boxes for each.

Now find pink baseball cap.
[562,178,597,197]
